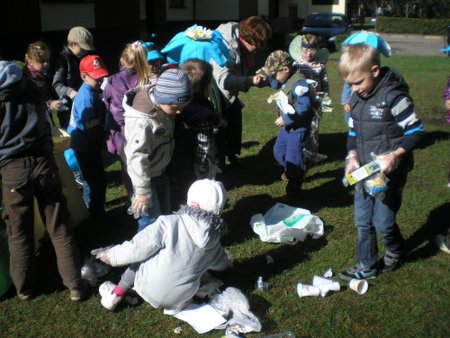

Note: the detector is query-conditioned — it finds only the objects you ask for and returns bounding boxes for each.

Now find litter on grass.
[251,203,324,244]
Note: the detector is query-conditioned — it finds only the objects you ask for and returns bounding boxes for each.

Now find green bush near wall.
[376,16,450,35]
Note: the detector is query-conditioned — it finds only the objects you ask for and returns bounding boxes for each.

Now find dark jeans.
[74,150,106,215]
[0,155,82,294]
[354,176,406,268]
[216,100,243,159]
[273,128,307,197]
[57,110,70,130]
[137,173,171,233]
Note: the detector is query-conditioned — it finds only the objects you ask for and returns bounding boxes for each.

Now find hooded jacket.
[103,68,138,155]
[213,22,251,107]
[52,45,83,100]
[108,206,229,310]
[0,61,53,167]
[123,85,175,195]
[348,67,423,169]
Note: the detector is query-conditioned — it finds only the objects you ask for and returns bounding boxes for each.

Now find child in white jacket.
[93,179,232,312]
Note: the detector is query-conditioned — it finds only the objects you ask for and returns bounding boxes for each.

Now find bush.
[376,16,450,35]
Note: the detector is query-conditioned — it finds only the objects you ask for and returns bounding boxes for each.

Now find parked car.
[300,12,352,50]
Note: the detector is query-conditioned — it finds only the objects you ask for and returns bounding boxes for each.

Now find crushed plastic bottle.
[80,256,111,286]
[256,276,268,291]
[256,276,264,291]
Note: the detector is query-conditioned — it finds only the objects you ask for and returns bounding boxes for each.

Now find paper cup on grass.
[312,276,340,297]
[312,275,333,287]
[349,279,368,295]
[296,283,320,297]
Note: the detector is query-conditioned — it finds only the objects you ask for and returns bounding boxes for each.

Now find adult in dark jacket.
[0,60,84,301]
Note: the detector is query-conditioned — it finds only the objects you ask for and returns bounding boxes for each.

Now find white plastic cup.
[312,276,340,297]
[312,275,333,287]
[296,283,320,297]
[349,279,368,295]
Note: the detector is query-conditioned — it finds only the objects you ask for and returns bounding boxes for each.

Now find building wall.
[258,0,270,17]
[165,0,241,21]
[166,0,194,20]
[40,2,95,31]
[239,0,258,19]
[278,0,346,19]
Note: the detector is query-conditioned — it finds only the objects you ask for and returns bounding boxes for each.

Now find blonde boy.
[338,44,424,280]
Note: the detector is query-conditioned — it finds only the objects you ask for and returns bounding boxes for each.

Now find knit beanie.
[187,179,227,215]
[153,68,192,105]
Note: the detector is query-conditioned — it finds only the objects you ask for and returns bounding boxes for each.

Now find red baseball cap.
[79,55,109,79]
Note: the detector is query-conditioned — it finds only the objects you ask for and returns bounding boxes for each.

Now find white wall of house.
[40,2,95,32]
[278,0,346,19]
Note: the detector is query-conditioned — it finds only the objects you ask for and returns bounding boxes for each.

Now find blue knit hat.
[153,68,192,105]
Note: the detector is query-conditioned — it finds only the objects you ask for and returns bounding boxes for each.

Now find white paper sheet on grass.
[173,303,226,334]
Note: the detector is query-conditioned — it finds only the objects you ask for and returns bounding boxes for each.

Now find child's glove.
[345,151,360,176]
[131,193,152,216]
[91,246,112,265]
[376,152,399,174]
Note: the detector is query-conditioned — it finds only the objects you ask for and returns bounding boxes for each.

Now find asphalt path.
[378,33,447,56]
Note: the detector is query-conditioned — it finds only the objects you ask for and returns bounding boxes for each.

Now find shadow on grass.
[74,205,137,255]
[404,202,450,262]
[221,233,330,290]
[416,130,449,149]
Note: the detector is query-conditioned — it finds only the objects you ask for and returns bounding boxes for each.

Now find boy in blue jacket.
[257,50,313,203]
[67,55,109,220]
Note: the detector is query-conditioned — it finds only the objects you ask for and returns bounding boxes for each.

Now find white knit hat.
[187,179,227,215]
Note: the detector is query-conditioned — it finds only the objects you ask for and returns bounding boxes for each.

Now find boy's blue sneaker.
[339,263,377,281]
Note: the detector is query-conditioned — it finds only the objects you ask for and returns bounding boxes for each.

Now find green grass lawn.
[1,53,449,338]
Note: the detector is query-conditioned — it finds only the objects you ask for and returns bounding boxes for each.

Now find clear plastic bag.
[363,171,388,197]
[210,287,262,334]
[81,256,111,286]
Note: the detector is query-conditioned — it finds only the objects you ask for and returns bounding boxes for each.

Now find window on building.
[169,0,185,8]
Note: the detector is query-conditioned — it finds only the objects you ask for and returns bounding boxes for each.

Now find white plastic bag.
[210,287,262,334]
[250,203,324,244]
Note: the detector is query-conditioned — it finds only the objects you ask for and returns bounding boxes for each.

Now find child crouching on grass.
[92,179,233,312]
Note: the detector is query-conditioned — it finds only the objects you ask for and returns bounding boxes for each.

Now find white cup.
[349,279,368,295]
[312,276,340,297]
[312,275,333,287]
[296,283,320,297]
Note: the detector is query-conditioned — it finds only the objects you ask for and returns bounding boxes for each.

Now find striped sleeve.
[391,95,424,151]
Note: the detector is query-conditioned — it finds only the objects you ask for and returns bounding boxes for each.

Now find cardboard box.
[345,160,381,186]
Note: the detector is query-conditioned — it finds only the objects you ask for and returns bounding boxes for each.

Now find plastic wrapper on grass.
[210,287,262,333]
[81,256,111,286]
